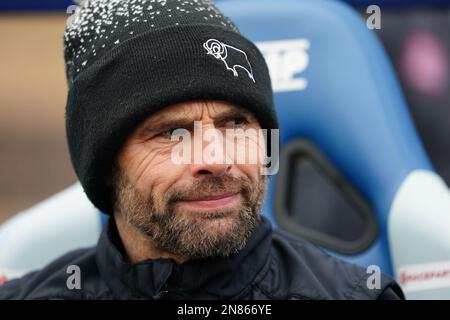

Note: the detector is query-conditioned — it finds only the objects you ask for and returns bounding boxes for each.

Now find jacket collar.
[96,215,273,299]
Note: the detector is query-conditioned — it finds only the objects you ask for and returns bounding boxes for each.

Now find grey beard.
[113,172,267,259]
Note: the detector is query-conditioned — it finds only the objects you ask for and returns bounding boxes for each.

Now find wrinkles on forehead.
[134,100,258,136]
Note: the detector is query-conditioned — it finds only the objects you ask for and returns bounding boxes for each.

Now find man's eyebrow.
[213,109,253,122]
[142,108,253,132]
[141,118,193,133]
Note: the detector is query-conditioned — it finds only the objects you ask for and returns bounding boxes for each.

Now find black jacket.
[0,216,404,300]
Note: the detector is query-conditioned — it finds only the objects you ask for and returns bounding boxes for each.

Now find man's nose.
[190,162,232,178]
[188,122,233,178]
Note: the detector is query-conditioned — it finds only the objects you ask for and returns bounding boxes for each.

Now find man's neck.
[113,212,189,264]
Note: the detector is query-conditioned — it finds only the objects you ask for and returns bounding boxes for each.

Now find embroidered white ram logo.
[203,38,255,83]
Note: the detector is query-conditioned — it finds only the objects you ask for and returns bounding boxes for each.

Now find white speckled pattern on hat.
[64,0,239,82]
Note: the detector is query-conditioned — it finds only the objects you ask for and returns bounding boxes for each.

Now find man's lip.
[178,193,240,209]
[186,193,238,201]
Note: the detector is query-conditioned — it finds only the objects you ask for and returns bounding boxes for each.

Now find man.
[0,0,403,300]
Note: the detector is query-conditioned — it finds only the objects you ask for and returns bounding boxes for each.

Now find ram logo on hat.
[203,38,256,83]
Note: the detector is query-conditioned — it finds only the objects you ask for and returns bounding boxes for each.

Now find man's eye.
[158,128,179,139]
[225,117,248,128]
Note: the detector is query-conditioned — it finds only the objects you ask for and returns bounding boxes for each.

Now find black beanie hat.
[64,0,278,214]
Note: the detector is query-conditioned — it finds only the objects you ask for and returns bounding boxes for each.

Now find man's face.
[113,100,268,259]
